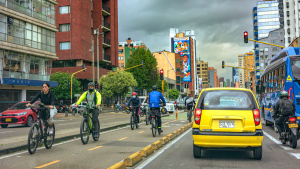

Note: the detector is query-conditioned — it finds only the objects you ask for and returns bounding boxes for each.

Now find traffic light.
[100,84,103,90]
[244,31,248,43]
[222,61,225,69]
[95,83,98,89]
[82,64,86,72]
[187,83,189,88]
[160,69,164,80]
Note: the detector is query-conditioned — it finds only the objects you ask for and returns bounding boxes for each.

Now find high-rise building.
[0,0,58,111]
[118,38,147,70]
[52,0,118,90]
[253,0,283,79]
[169,28,198,96]
[238,54,246,88]
[226,79,230,87]
[197,60,209,89]
[244,51,255,82]
[208,68,215,88]
[283,0,300,46]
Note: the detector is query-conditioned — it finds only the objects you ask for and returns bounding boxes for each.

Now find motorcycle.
[57,105,69,113]
[276,115,298,148]
[125,106,131,114]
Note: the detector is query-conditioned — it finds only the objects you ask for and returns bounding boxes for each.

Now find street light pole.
[97,28,100,85]
[92,37,95,84]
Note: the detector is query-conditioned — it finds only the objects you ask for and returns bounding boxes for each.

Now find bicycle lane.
[0,115,189,169]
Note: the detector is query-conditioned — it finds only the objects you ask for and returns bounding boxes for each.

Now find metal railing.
[103,37,110,45]
[102,3,110,13]
[103,54,110,61]
[102,20,110,29]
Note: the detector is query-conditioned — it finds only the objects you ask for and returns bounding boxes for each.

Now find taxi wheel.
[253,146,262,160]
[1,124,8,128]
[193,144,201,158]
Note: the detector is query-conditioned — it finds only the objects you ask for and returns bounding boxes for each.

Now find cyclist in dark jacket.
[127,92,141,126]
[273,90,296,139]
[185,93,196,120]
[149,85,166,133]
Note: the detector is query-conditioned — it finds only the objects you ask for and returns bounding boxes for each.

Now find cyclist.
[185,93,195,120]
[149,85,166,133]
[26,82,56,134]
[117,100,122,111]
[127,92,141,126]
[273,90,296,139]
[74,82,101,137]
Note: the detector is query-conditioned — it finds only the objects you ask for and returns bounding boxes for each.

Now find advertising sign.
[173,37,191,82]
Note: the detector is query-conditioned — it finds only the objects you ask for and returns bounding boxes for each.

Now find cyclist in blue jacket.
[149,85,166,133]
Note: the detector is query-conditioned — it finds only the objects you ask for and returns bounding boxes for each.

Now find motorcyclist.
[74,82,101,137]
[127,92,141,126]
[185,93,196,120]
[273,90,296,139]
[149,85,166,133]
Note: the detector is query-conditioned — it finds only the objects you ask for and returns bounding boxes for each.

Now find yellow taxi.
[192,88,263,160]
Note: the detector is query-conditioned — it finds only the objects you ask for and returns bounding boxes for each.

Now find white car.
[161,102,175,114]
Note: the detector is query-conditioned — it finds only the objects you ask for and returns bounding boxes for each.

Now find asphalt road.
[136,124,300,169]
[0,114,189,169]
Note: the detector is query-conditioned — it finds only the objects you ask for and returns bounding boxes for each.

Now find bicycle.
[80,106,100,144]
[130,106,140,130]
[27,104,55,154]
[150,108,162,137]
[114,105,120,113]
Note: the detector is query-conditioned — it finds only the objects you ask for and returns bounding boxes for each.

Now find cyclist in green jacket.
[74,82,101,137]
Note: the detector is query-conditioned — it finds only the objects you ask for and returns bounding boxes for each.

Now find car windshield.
[10,103,29,110]
[199,90,256,110]
[291,57,300,80]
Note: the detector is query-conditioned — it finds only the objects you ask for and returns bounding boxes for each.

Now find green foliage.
[126,48,158,92]
[101,71,137,98]
[168,89,180,99]
[157,80,168,93]
[50,72,81,99]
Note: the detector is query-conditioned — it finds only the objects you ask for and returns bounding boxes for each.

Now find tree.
[50,72,81,99]
[157,80,168,94]
[126,48,158,92]
[168,89,180,99]
[101,71,137,98]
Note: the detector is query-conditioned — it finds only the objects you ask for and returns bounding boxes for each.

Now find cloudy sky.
[118,0,261,81]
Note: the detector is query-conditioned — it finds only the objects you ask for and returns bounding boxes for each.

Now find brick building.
[52,0,118,90]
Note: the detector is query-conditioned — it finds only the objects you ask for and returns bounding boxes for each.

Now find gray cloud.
[118,0,261,81]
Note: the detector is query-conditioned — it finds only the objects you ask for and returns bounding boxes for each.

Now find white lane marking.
[0,131,13,134]
[263,131,282,144]
[281,146,294,150]
[58,122,80,126]
[0,126,129,160]
[291,153,300,159]
[135,128,192,169]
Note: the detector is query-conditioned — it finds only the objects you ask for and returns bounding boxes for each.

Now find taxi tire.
[1,124,8,128]
[253,146,262,160]
[193,144,201,158]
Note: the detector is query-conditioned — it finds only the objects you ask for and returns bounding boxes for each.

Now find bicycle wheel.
[44,124,55,149]
[28,123,39,154]
[80,118,90,144]
[92,120,100,141]
[130,114,134,130]
[152,118,156,137]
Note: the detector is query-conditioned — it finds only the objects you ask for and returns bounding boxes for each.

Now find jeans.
[117,105,121,110]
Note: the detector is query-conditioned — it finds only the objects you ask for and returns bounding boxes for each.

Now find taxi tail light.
[289,117,296,124]
[195,108,202,125]
[253,109,260,126]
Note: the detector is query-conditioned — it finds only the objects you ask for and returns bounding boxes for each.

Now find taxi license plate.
[219,121,235,128]
[288,124,298,128]
[5,118,11,122]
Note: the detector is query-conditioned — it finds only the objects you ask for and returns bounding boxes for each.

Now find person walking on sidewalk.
[27,82,56,134]
[74,82,102,137]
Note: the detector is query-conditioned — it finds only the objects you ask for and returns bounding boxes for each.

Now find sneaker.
[49,127,53,135]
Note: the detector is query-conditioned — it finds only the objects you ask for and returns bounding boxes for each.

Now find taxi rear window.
[197,90,257,110]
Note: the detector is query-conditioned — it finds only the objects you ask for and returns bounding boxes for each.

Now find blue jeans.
[117,105,121,110]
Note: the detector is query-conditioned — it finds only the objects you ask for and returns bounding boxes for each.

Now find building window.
[59,24,70,32]
[287,11,290,17]
[287,19,290,25]
[176,59,180,63]
[118,56,120,60]
[59,42,70,50]
[91,11,93,18]
[121,56,124,60]
[176,68,180,72]
[286,2,289,8]
[59,6,70,14]
[121,63,124,67]
[288,37,291,43]
[118,49,123,54]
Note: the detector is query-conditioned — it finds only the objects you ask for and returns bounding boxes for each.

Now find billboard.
[173,37,191,82]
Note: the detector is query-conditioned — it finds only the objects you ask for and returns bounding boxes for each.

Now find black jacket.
[274,97,295,117]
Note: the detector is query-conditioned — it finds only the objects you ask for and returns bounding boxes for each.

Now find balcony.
[103,37,111,48]
[102,20,111,32]
[103,54,111,62]
[102,3,110,16]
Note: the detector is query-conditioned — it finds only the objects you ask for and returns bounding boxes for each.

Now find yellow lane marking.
[35,160,60,168]
[138,131,144,133]
[88,146,103,151]
[119,137,128,141]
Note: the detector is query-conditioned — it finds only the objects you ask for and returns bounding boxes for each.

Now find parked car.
[0,101,41,128]
[161,102,175,113]
[71,102,87,114]
[192,88,263,159]
[177,101,186,110]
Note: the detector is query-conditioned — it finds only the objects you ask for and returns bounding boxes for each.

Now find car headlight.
[17,112,27,116]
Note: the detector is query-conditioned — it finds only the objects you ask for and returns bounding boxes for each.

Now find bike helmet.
[132,92,137,96]
[280,90,289,98]
[88,82,94,87]
[152,85,158,91]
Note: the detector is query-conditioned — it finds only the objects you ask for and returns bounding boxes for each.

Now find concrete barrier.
[123,152,143,167]
[181,127,186,132]
[139,146,154,157]
[151,140,163,150]
[177,128,182,134]
[108,162,126,169]
[167,133,175,141]
[172,131,178,137]
[160,136,169,145]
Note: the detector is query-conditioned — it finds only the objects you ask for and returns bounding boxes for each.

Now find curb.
[108,122,193,168]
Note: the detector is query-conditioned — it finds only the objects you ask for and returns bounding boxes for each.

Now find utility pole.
[97,28,100,84]
[92,37,95,84]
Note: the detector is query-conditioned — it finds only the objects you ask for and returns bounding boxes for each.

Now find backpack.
[186,97,194,104]
[280,99,294,116]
